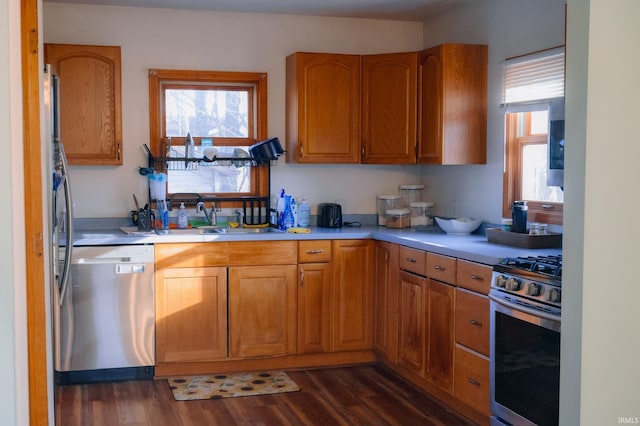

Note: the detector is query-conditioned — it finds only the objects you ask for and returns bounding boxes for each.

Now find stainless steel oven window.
[490,296,561,426]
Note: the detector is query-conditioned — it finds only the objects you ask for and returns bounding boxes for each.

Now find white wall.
[420,0,566,221]
[564,0,640,424]
[1,0,30,423]
[43,3,425,218]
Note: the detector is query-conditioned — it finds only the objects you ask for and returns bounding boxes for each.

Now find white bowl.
[435,217,482,236]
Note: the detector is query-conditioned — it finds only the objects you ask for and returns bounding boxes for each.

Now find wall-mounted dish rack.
[143,142,280,226]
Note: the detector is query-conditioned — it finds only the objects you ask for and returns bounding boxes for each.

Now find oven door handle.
[489,293,561,323]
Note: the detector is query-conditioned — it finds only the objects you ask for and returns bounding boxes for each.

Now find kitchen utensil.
[136,209,153,232]
[132,193,140,211]
[249,137,284,163]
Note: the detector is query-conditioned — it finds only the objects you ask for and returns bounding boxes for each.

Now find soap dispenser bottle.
[298,197,310,227]
[177,202,188,229]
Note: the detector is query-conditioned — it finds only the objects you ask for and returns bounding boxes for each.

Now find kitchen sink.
[203,227,282,234]
[157,226,282,235]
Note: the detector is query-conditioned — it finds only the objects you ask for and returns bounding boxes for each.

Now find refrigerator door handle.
[58,142,73,306]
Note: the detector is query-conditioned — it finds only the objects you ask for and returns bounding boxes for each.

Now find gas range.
[491,254,562,314]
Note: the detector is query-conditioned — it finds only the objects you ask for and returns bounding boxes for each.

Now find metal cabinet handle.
[467,377,480,386]
[470,274,483,281]
[469,319,482,326]
[406,257,417,263]
[300,269,304,286]
[305,249,324,254]
[434,265,445,271]
[542,204,555,210]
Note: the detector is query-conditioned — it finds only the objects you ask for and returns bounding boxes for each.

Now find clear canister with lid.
[400,184,425,206]
[377,194,403,226]
[410,201,434,227]
[385,208,411,229]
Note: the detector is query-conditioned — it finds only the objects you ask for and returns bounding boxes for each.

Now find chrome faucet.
[196,201,217,226]
[235,209,245,228]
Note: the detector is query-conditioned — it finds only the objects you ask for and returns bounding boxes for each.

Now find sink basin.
[157,226,282,235]
[204,227,282,234]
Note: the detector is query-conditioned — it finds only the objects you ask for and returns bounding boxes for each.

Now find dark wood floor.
[55,364,476,425]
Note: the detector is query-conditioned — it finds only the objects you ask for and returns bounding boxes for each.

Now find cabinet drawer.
[228,241,297,265]
[298,240,332,263]
[454,345,490,416]
[399,246,427,276]
[455,288,489,356]
[426,252,456,283]
[456,260,492,294]
[155,243,229,268]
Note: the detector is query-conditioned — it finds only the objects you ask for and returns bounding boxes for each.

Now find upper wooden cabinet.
[286,52,361,163]
[418,44,488,165]
[45,43,123,165]
[361,52,418,164]
[286,45,487,165]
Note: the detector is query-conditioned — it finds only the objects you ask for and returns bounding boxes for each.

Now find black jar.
[512,201,528,233]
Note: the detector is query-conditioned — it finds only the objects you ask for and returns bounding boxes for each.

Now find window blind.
[501,46,565,105]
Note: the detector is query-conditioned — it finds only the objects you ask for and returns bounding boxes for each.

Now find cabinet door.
[228,265,297,358]
[297,262,332,354]
[286,52,361,163]
[362,52,418,164]
[373,241,399,363]
[44,43,122,165]
[398,271,426,375]
[418,44,487,165]
[155,267,227,362]
[331,240,374,351]
[426,279,455,393]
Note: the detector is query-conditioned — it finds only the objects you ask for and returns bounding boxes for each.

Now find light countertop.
[70,225,562,266]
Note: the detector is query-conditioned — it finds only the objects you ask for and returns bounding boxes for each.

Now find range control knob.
[526,283,541,296]
[547,288,561,303]
[505,277,521,291]
[494,275,508,288]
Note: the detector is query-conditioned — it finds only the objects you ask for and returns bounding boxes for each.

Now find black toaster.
[317,203,343,228]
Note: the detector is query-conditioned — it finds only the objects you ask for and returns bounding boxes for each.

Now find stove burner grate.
[501,255,562,278]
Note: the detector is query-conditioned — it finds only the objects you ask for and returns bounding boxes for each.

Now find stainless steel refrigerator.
[44,63,74,338]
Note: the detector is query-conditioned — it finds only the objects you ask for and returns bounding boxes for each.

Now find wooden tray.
[485,228,562,249]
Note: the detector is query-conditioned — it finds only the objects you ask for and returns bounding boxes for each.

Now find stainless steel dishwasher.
[54,244,155,384]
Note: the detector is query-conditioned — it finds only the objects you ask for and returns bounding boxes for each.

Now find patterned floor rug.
[167,370,301,401]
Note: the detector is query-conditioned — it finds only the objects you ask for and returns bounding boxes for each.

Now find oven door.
[489,291,561,426]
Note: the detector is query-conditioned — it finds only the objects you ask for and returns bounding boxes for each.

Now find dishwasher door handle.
[75,257,132,264]
[116,264,148,274]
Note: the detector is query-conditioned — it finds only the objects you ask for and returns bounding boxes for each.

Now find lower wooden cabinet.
[425,279,455,393]
[454,345,490,416]
[155,266,227,363]
[228,265,297,358]
[398,270,426,374]
[297,241,332,354]
[297,262,332,354]
[373,241,399,362]
[331,239,374,351]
